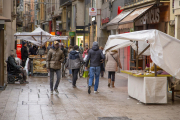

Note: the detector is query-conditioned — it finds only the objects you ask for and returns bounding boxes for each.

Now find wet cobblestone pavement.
[0,73,180,120]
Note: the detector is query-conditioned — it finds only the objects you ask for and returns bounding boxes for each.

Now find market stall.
[104,29,180,103]
[14,27,68,76]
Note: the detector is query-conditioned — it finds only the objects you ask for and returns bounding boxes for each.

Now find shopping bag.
[83,71,89,78]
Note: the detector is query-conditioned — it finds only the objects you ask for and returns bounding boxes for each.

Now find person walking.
[83,46,89,58]
[68,45,73,76]
[106,50,122,87]
[85,42,105,94]
[100,46,105,77]
[79,43,84,54]
[66,45,83,88]
[21,42,28,67]
[46,41,64,95]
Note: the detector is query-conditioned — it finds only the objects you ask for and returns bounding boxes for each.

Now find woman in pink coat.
[105,50,122,87]
[83,47,89,58]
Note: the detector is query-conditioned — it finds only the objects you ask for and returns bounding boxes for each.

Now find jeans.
[72,69,79,86]
[69,69,72,75]
[89,66,101,91]
[50,69,61,91]
[108,72,115,81]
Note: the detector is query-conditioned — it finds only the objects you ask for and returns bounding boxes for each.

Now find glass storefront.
[76,36,84,46]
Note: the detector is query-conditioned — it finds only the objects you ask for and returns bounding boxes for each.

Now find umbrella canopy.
[104,29,180,79]
[14,27,68,46]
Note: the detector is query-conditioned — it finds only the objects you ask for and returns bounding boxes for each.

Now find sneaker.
[54,89,59,94]
[94,91,99,94]
[72,85,77,88]
[50,91,53,95]
[88,86,91,94]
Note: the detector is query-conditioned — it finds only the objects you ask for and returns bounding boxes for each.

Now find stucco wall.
[3,0,16,60]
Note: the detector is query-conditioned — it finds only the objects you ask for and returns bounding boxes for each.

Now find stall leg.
[172,87,174,102]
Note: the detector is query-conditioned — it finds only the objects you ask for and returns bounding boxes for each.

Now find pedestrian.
[21,41,28,67]
[68,45,73,76]
[100,46,105,77]
[83,46,89,58]
[85,42,105,94]
[47,42,52,51]
[66,45,83,88]
[105,50,122,87]
[79,43,84,54]
[61,45,68,63]
[46,41,65,95]
[29,45,37,55]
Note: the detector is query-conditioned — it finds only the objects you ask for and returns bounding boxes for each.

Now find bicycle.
[79,62,84,78]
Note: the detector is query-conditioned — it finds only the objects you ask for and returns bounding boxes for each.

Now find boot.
[108,79,111,87]
[112,81,115,88]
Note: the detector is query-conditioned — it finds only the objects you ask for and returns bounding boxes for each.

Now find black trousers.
[108,72,115,81]
[72,69,79,86]
[22,58,27,67]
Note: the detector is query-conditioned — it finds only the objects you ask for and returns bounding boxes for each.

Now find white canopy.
[104,29,180,79]
[14,27,68,46]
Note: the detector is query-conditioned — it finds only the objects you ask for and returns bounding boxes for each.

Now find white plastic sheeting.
[104,29,180,79]
[14,27,68,46]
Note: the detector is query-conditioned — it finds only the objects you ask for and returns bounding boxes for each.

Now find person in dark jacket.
[8,51,28,83]
[66,45,83,88]
[85,42,105,94]
[29,45,37,55]
[21,42,28,67]
[61,45,68,63]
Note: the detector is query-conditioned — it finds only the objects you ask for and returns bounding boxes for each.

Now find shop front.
[117,3,170,70]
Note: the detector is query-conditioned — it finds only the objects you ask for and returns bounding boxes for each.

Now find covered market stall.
[14,27,68,76]
[104,29,180,104]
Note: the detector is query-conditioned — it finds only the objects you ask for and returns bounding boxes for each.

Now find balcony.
[122,0,156,9]
[60,0,72,7]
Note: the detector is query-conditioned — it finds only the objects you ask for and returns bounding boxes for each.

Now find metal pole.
[0,26,5,89]
[136,41,138,70]
[154,64,157,77]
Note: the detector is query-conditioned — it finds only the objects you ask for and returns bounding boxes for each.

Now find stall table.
[29,55,48,76]
[121,70,171,104]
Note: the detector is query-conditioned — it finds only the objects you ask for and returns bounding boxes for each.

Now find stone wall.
[0,0,3,15]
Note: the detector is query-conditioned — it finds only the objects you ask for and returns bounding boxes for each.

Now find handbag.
[83,70,89,78]
[111,54,121,68]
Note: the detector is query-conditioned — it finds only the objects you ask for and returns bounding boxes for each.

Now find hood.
[70,50,79,55]
[69,50,80,59]
[92,42,99,51]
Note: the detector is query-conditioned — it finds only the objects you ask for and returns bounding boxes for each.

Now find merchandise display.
[33,59,47,73]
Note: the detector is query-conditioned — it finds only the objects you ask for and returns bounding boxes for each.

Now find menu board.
[33,59,47,73]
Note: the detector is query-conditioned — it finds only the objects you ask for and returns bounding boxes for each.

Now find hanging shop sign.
[135,8,160,26]
[69,32,75,37]
[101,17,110,24]
[89,8,97,16]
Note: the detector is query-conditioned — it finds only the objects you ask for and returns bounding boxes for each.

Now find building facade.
[0,0,17,88]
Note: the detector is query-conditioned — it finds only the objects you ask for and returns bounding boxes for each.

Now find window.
[102,0,104,4]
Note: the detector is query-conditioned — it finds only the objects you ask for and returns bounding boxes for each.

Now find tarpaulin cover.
[104,29,180,79]
[14,27,68,46]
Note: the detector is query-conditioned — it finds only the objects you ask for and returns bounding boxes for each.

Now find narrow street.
[0,74,180,120]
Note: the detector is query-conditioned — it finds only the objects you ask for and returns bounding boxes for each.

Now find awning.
[100,10,133,30]
[107,10,134,26]
[119,5,153,25]
[0,16,11,22]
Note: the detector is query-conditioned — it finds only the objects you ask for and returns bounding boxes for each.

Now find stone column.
[0,23,5,89]
[175,15,180,39]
